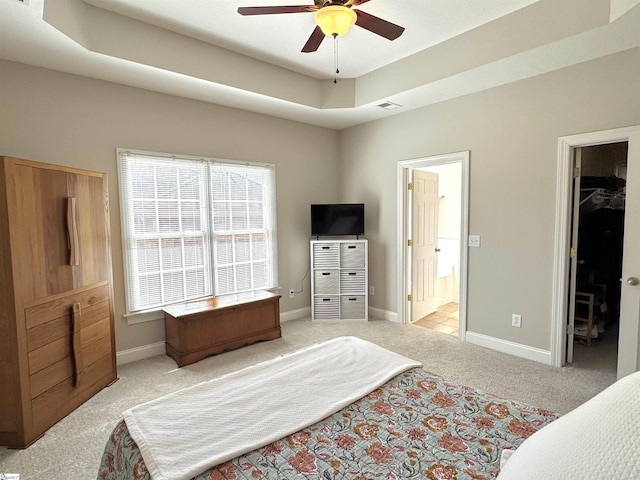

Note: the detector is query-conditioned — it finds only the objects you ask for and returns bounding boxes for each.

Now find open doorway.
[567,142,627,374]
[397,152,470,340]
[552,125,640,380]
[411,164,462,336]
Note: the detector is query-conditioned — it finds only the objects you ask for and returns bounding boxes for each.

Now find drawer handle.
[322,272,331,276]
[348,298,357,301]
[72,302,84,386]
[322,246,330,250]
[348,272,357,276]
[322,298,331,302]
[67,197,80,266]
[348,245,356,249]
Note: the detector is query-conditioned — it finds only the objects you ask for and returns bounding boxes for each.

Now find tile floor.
[412,302,459,337]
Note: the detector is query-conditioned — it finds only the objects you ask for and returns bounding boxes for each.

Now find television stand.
[310,239,368,321]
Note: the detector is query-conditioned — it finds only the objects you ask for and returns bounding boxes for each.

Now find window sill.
[124,309,164,325]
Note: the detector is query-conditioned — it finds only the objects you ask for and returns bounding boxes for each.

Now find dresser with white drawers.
[310,239,368,321]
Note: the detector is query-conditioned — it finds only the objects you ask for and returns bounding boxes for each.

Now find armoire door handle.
[67,197,80,266]
[72,302,84,386]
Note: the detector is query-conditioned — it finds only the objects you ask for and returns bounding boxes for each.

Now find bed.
[97,337,558,480]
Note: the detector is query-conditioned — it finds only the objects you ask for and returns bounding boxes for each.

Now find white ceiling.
[82,0,541,79]
[1,0,639,129]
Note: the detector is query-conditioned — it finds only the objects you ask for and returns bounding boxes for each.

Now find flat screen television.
[311,203,364,237]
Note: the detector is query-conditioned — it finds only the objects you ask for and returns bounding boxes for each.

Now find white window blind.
[118,150,277,313]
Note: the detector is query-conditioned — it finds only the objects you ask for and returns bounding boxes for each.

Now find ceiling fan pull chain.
[333,33,339,84]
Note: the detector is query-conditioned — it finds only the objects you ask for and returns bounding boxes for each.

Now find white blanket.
[498,370,640,479]
[123,336,422,480]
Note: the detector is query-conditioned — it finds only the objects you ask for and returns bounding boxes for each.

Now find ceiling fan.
[237,0,405,53]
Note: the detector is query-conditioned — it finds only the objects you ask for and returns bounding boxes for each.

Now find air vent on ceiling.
[377,101,403,111]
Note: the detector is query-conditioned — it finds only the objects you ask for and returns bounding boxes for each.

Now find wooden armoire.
[0,156,117,448]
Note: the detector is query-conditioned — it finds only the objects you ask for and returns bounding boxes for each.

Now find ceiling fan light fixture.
[314,5,357,37]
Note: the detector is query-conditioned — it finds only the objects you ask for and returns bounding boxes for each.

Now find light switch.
[468,235,481,247]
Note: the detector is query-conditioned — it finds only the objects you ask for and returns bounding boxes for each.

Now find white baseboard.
[116,317,550,368]
[369,306,399,323]
[280,307,311,322]
[116,341,166,366]
[465,332,552,365]
[116,309,311,365]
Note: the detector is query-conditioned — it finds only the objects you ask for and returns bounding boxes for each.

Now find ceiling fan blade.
[301,26,325,53]
[348,0,371,5]
[237,5,315,15]
[355,9,404,40]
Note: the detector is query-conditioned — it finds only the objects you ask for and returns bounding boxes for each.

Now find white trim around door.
[552,125,640,378]
[396,151,470,340]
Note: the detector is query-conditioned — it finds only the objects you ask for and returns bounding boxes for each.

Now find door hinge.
[408,182,414,191]
[408,239,413,247]
[574,167,581,178]
[570,247,577,259]
[567,324,574,335]
[407,294,413,302]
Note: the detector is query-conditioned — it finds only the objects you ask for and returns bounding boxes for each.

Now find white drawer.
[340,295,366,319]
[340,243,365,268]
[340,270,366,293]
[312,243,339,268]
[314,269,339,294]
[314,296,340,319]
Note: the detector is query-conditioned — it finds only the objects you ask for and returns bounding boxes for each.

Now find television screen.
[311,204,364,237]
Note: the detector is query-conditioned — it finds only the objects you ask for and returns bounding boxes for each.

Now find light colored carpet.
[0,316,618,479]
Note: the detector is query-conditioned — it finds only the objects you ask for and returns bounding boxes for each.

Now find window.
[118,150,277,313]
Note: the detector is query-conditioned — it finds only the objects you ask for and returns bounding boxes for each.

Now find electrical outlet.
[289,289,295,299]
[511,313,522,328]
[369,286,375,296]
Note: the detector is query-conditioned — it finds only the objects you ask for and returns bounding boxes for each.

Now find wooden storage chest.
[164,290,281,367]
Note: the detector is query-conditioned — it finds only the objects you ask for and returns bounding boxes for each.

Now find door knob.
[628,277,639,286]
[435,248,441,252]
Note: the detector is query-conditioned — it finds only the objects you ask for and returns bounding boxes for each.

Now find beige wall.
[339,47,640,351]
[0,60,339,352]
[2,47,640,357]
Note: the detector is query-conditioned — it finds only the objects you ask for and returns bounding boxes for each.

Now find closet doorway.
[553,125,640,379]
[567,142,627,371]
[397,151,469,339]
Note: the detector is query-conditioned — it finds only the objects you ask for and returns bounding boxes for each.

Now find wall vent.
[377,101,403,110]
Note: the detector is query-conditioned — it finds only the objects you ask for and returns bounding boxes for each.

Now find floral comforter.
[97,367,557,480]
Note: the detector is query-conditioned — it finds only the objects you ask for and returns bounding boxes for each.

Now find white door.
[566,150,583,363]
[618,131,640,377]
[411,170,439,321]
